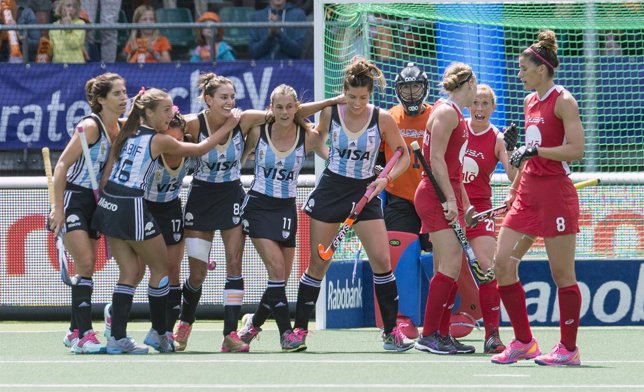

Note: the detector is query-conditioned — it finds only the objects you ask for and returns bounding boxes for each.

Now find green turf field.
[1,321,642,391]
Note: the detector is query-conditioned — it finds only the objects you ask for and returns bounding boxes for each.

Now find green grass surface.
[0,321,643,391]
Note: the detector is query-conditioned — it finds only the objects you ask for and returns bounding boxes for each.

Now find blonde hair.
[198,72,234,106]
[441,62,474,92]
[128,5,159,53]
[476,84,497,107]
[269,84,311,132]
[112,88,170,159]
[343,56,386,94]
[54,0,80,19]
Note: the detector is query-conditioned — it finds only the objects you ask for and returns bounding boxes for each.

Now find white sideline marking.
[1,384,644,390]
[473,374,530,377]
[0,359,642,364]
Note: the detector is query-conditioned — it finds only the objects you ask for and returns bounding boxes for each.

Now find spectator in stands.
[81,0,121,63]
[31,0,52,36]
[49,0,87,63]
[124,4,171,63]
[249,0,307,60]
[190,11,235,62]
[0,0,39,62]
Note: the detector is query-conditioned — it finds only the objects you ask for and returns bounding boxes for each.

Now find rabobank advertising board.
[319,259,644,328]
[0,61,314,150]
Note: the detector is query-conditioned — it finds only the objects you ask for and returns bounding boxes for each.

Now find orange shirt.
[382,103,432,202]
[124,35,172,63]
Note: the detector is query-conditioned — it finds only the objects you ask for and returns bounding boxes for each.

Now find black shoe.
[414,331,457,355]
[446,334,476,354]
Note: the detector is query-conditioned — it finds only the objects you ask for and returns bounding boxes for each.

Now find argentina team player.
[237,84,330,352]
[92,88,240,355]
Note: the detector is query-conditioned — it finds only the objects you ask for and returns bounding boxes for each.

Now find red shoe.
[396,315,419,340]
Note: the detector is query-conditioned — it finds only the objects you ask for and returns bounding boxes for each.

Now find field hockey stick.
[409,141,494,283]
[464,178,602,227]
[351,242,363,284]
[42,147,76,287]
[317,147,404,262]
[77,126,111,259]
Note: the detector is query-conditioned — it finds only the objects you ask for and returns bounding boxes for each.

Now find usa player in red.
[491,30,585,366]
[414,62,478,355]
[463,84,517,353]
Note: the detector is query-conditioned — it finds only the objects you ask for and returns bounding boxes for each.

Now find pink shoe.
[535,343,581,366]
[397,315,419,340]
[63,329,79,348]
[238,314,262,344]
[491,337,541,364]
[173,321,192,352]
[221,331,250,353]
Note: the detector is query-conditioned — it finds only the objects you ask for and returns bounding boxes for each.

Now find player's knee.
[186,237,211,263]
[493,255,516,279]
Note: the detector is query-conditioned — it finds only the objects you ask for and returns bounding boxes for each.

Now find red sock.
[439,282,458,336]
[421,272,455,337]
[558,284,581,351]
[498,281,532,343]
[479,279,501,337]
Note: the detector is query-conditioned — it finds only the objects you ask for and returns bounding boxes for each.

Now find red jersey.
[383,103,432,202]
[523,85,571,176]
[421,99,468,183]
[463,121,499,202]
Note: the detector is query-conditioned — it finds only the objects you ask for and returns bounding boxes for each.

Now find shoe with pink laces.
[383,326,415,352]
[63,329,79,348]
[491,337,541,364]
[281,330,307,352]
[71,330,104,354]
[221,331,250,353]
[173,321,192,352]
[396,315,419,340]
[238,313,262,344]
[534,343,581,366]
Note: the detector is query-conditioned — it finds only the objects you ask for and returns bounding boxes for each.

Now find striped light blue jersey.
[67,114,111,189]
[250,124,305,199]
[327,105,381,180]
[192,111,243,183]
[108,126,158,194]
[144,156,193,202]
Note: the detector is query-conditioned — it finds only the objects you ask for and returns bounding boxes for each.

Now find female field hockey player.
[413,62,478,355]
[93,88,239,354]
[292,56,414,352]
[49,72,127,354]
[491,30,585,366]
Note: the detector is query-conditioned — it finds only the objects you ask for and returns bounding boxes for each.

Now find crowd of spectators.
[0,0,314,63]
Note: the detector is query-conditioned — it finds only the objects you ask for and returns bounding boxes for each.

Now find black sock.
[374,271,398,334]
[252,291,272,328]
[294,273,321,330]
[149,282,169,335]
[223,275,244,336]
[265,281,291,335]
[112,284,135,340]
[180,279,202,324]
[72,277,93,336]
[166,285,182,332]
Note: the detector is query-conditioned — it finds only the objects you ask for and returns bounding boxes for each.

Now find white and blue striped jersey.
[108,126,158,194]
[250,124,305,199]
[67,114,111,189]
[327,105,381,180]
[144,156,192,202]
[192,112,243,183]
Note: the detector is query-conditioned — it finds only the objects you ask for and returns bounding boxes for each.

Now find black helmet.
[394,62,428,116]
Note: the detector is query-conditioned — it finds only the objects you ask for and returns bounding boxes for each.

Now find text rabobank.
[328,278,363,311]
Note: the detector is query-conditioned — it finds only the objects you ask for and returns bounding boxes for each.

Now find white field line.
[0,359,642,364]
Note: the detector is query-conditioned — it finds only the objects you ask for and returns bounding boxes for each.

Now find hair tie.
[528,47,554,70]
[138,86,145,96]
[172,105,180,114]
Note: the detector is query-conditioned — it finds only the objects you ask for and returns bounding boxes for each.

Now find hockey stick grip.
[42,147,55,206]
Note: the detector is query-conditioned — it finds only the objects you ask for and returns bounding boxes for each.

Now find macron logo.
[565,319,575,325]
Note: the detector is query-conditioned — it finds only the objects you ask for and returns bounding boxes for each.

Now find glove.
[503,123,519,152]
[509,145,538,168]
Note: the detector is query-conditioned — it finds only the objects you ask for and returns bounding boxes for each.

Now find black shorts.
[146,198,184,245]
[63,182,100,240]
[241,191,297,247]
[92,182,161,241]
[184,179,246,231]
[303,168,383,223]
[384,193,422,234]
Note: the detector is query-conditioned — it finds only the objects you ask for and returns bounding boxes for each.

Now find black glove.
[503,123,519,152]
[509,145,538,168]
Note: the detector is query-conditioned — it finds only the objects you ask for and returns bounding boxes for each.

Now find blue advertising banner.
[0,61,314,150]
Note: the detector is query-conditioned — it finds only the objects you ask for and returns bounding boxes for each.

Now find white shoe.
[71,330,104,354]
[106,336,149,355]
[103,303,112,338]
[144,328,175,353]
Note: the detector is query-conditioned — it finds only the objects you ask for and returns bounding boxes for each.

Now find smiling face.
[204,83,236,118]
[98,79,128,116]
[344,85,371,116]
[468,85,496,130]
[145,97,174,132]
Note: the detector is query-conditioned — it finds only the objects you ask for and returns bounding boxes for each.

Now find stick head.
[318,243,333,261]
[464,205,478,227]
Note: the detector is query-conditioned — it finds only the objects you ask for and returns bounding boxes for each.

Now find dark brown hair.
[85,73,125,113]
[522,29,559,77]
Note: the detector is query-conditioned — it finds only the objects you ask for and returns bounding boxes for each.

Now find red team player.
[414,62,478,355]
[491,30,585,366]
[463,84,518,353]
